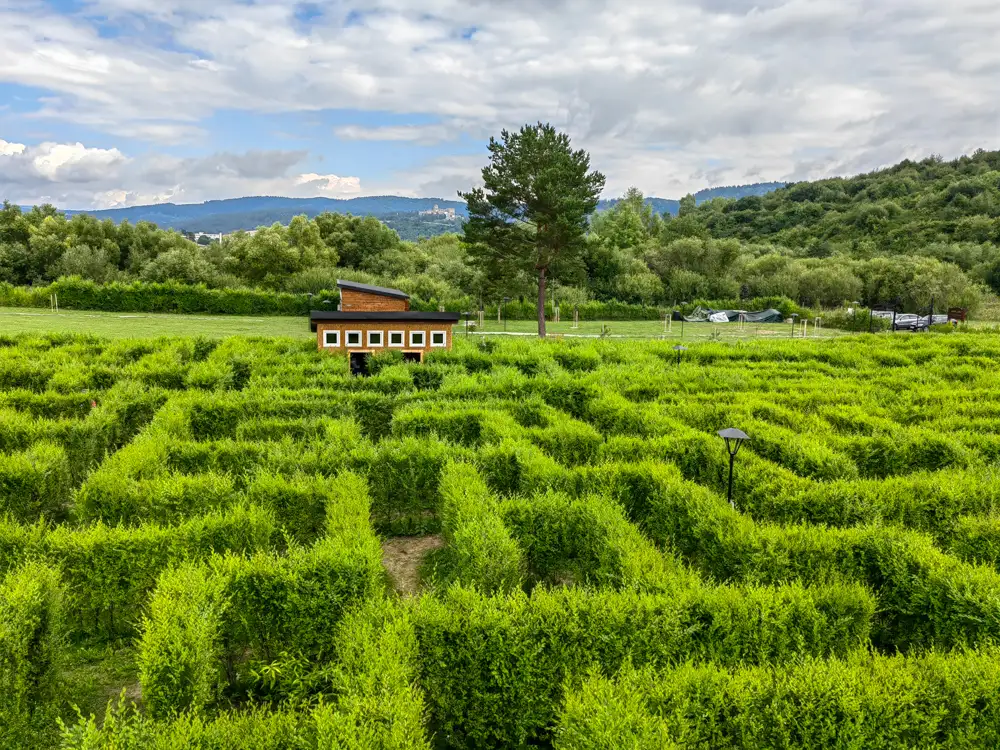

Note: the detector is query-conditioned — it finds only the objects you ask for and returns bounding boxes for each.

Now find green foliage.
[0,562,64,749]
[436,462,526,593]
[414,581,871,748]
[357,437,459,534]
[0,442,71,522]
[138,564,226,719]
[556,651,1000,749]
[462,122,606,335]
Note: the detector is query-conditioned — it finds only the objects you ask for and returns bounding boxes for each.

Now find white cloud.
[29,142,128,181]
[293,173,363,195]
[1,0,1000,198]
[0,140,363,208]
[334,124,463,145]
[0,139,26,156]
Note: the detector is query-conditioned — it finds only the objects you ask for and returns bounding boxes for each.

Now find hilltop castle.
[419,204,458,220]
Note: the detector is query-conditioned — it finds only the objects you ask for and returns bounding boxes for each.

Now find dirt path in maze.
[381,534,444,596]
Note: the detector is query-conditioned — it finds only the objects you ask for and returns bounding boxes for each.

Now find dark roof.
[336,279,410,300]
[310,310,460,332]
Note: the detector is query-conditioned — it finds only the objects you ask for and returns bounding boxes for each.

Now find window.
[367,330,383,347]
[323,330,340,348]
[409,330,426,347]
[430,331,447,347]
[388,331,404,347]
[345,330,362,348]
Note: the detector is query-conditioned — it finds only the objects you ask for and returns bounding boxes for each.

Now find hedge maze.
[4,331,1000,748]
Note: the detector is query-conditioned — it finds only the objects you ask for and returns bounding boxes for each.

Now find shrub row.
[0,505,276,640]
[414,582,872,748]
[0,278,337,316]
[500,491,690,592]
[0,562,63,749]
[62,605,431,749]
[592,460,1000,650]
[138,472,383,717]
[555,650,1000,749]
[483,299,664,321]
[0,442,71,522]
[436,462,525,593]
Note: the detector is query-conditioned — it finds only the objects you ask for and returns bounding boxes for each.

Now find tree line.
[2,139,997,332]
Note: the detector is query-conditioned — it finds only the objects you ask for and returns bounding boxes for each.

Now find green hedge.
[475,439,570,497]
[555,651,1000,749]
[484,299,664,321]
[138,472,383,716]
[75,470,238,525]
[500,491,690,591]
[415,582,871,748]
[0,443,71,522]
[65,604,431,748]
[436,462,526,593]
[353,437,462,535]
[0,278,338,316]
[593,461,1000,650]
[0,562,64,748]
[0,504,275,640]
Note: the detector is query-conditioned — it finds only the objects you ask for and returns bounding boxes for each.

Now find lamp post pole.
[502,297,511,333]
[718,428,750,510]
[790,314,799,339]
[727,451,736,507]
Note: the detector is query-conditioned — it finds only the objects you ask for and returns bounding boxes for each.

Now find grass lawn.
[0,306,852,341]
[0,307,313,340]
[469,317,845,339]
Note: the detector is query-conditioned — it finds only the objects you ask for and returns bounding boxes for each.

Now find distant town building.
[419,204,458,220]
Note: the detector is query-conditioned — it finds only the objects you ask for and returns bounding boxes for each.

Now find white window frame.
[367,330,384,348]
[409,330,426,348]
[430,330,447,348]
[322,329,340,348]
[345,330,363,348]
[388,330,405,347]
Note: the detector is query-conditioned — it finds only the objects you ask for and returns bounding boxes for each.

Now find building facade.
[311,281,459,372]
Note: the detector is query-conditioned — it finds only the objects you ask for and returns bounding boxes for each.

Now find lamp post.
[502,297,511,332]
[790,313,799,338]
[717,428,750,509]
[679,302,688,339]
[673,344,687,366]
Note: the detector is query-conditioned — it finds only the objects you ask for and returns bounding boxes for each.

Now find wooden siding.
[339,289,410,312]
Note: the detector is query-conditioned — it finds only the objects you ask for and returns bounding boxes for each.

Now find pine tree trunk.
[537,267,547,338]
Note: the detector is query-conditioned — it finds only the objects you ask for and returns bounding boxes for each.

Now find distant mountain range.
[51,183,787,240]
[596,183,788,217]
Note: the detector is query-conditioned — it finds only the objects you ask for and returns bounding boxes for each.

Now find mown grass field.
[4,331,1000,748]
[0,305,849,341]
[0,306,311,340]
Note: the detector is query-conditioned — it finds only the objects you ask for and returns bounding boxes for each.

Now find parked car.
[893,314,922,331]
[893,313,949,331]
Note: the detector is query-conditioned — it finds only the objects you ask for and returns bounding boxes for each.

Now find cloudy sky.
[1,0,998,209]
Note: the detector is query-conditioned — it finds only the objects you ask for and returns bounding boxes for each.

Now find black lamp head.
[718,427,750,456]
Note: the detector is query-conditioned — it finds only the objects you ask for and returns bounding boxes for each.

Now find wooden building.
[311,280,460,374]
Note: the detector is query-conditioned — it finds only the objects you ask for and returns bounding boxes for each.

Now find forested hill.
[596,182,785,217]
[48,183,787,240]
[61,196,470,240]
[682,150,1000,251]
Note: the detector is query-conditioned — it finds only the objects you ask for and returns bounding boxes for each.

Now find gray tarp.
[682,306,785,324]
